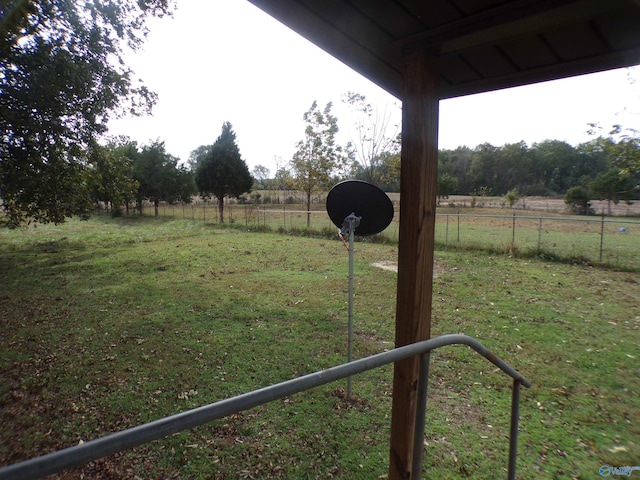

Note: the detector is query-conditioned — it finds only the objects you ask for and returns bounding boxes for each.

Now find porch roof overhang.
[247,0,640,100]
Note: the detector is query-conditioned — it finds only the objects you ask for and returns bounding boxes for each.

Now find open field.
[144,200,640,270]
[1,216,639,479]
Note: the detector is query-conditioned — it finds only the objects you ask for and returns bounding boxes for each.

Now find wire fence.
[434,212,639,269]
[128,202,640,270]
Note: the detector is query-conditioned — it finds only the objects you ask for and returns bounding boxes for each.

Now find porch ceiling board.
[248,0,640,99]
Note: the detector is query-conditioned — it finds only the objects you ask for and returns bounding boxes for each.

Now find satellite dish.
[326,180,394,236]
[326,180,394,401]
[327,180,393,400]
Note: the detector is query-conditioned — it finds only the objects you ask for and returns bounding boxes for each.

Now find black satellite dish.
[326,180,394,236]
[326,180,394,401]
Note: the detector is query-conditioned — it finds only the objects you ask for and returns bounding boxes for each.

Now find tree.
[0,0,174,227]
[469,143,499,194]
[341,92,399,186]
[530,140,581,194]
[494,141,531,195]
[133,141,195,216]
[438,146,473,194]
[437,173,458,206]
[588,124,640,176]
[252,165,271,189]
[379,149,401,192]
[590,169,635,215]
[586,124,640,199]
[87,142,139,216]
[564,186,592,215]
[273,166,293,192]
[187,145,213,172]
[504,188,521,208]
[195,123,253,223]
[290,101,349,226]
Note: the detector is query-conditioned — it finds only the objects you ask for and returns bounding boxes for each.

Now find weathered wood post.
[389,50,439,480]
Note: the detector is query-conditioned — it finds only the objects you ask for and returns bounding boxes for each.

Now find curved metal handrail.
[0,334,530,480]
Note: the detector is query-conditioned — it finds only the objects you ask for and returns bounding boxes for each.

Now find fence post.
[445,214,449,246]
[512,210,516,245]
[457,210,461,243]
[537,217,542,250]
[599,208,605,262]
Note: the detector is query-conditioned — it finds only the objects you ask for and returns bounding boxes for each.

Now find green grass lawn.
[1,215,638,479]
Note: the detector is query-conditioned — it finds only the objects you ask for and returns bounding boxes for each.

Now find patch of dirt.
[371,260,444,276]
[330,387,371,411]
[370,261,398,272]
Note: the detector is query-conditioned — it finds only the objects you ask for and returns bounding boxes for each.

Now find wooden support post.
[388,50,439,480]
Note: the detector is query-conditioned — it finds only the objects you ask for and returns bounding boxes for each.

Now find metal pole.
[507,379,522,480]
[347,220,355,400]
[411,352,431,479]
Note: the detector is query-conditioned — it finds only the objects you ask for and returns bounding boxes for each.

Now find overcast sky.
[108,0,640,174]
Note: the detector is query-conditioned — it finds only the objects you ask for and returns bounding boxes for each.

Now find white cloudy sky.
[108,0,640,173]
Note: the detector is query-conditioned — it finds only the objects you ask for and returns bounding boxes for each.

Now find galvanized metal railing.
[0,334,531,480]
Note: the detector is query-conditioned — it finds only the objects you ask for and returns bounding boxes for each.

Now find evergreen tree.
[195,123,253,223]
[565,186,592,215]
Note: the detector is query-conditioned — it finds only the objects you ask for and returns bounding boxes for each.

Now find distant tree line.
[90,138,195,218]
[89,122,252,224]
[436,136,639,200]
[252,127,639,215]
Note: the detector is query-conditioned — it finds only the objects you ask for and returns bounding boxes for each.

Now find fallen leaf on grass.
[608,445,629,453]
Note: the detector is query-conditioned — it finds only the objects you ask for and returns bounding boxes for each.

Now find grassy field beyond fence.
[1,216,638,479]
[140,201,640,271]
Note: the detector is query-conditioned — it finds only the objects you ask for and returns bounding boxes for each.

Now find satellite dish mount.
[326,181,394,399]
